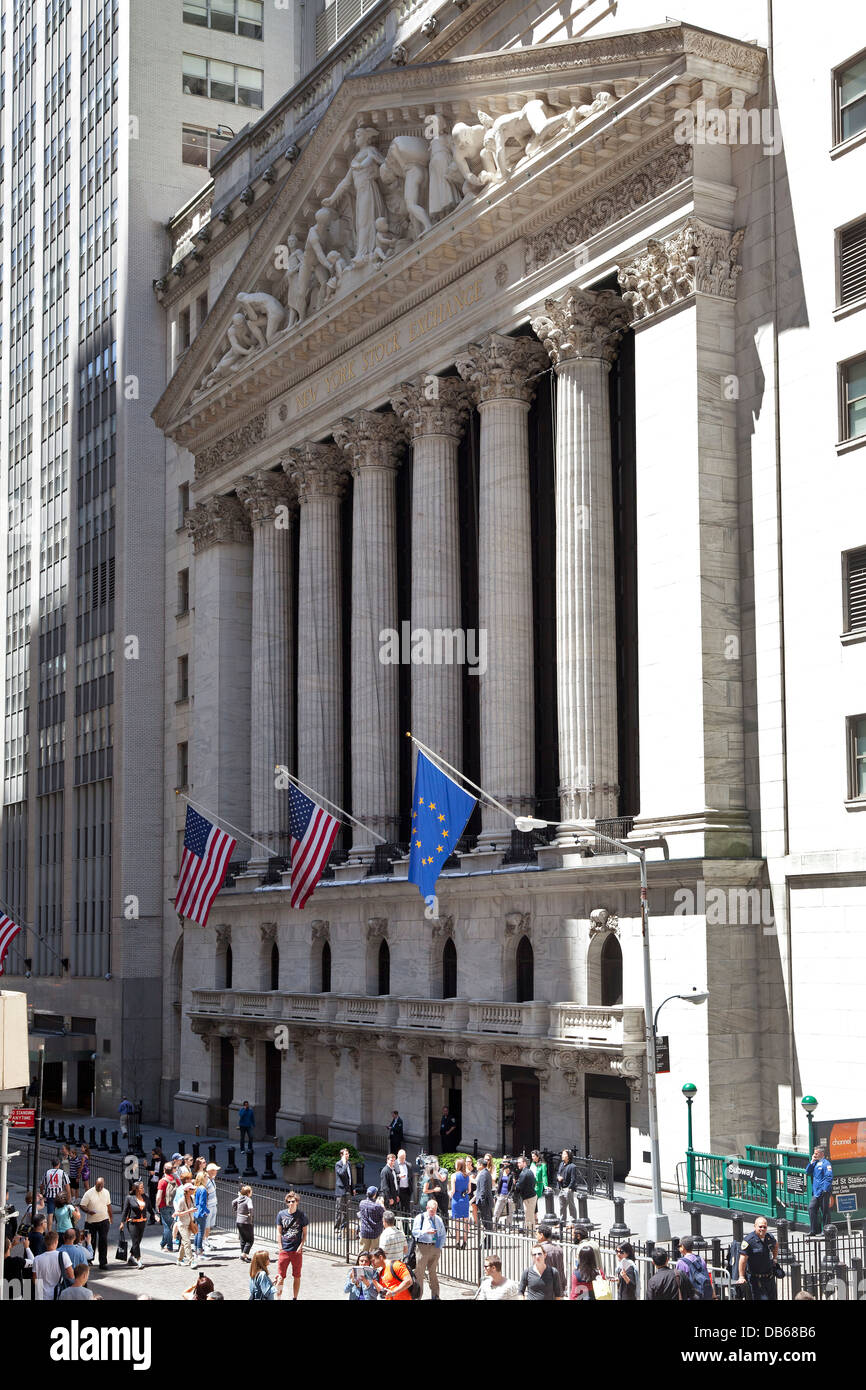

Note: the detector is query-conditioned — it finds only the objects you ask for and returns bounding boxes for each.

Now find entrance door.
[43,1061,63,1107]
[501,1067,539,1155]
[427,1060,461,1153]
[76,1058,95,1111]
[215,1037,234,1130]
[585,1074,630,1179]
[265,1042,281,1136]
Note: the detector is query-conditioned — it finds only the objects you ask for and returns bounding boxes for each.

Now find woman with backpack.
[570,1244,601,1300]
[249,1248,276,1300]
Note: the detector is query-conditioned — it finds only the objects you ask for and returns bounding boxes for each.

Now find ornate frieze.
[389,375,471,439]
[616,218,745,320]
[185,495,251,553]
[332,409,405,472]
[455,333,548,405]
[194,411,268,480]
[282,442,349,502]
[531,287,631,367]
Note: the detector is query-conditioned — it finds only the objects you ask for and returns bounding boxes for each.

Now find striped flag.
[289,784,340,909]
[0,913,22,975]
[175,805,237,927]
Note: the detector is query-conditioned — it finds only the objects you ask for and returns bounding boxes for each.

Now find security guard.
[736,1216,780,1300]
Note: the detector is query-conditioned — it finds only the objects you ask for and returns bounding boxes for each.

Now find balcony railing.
[397,998,471,1031]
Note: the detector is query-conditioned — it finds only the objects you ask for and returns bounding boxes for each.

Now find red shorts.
[278,1250,303,1279]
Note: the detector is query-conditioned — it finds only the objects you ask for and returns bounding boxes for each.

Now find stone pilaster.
[389,376,471,771]
[531,288,630,837]
[236,471,297,864]
[456,334,548,841]
[282,444,350,822]
[333,411,405,859]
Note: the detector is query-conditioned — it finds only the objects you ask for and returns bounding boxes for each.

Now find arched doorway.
[442,938,457,998]
[516,935,534,1002]
[601,935,623,1006]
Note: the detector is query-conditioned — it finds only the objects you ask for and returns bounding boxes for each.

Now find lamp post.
[801,1095,818,1156]
[683,1082,697,1152]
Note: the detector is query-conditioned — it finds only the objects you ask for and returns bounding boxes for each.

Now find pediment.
[153,22,764,452]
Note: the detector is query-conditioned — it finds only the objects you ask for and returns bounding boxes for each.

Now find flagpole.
[0,896,67,968]
[406,733,517,824]
[175,791,275,862]
[274,768,388,846]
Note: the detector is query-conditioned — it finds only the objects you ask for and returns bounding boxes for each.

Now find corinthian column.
[390,376,471,772]
[282,443,349,821]
[333,411,404,860]
[237,470,296,864]
[456,333,548,841]
[531,288,630,838]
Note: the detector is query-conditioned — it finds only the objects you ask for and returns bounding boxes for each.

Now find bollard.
[47,1119,56,1141]
[225,1146,239,1176]
[176,1140,187,1157]
[577,1193,589,1223]
[192,1142,200,1161]
[689,1208,707,1248]
[711,1236,722,1283]
[88,1127,96,1147]
[109,1130,121,1154]
[731,1213,744,1244]
[76,1125,84,1144]
[262,1151,276,1181]
[58,1121,66,1141]
[791,1261,802,1298]
[208,1144,217,1166]
[243,1146,258,1179]
[473,1138,478,1159]
[608,1197,630,1241]
[99,1128,108,1151]
[776,1218,789,1254]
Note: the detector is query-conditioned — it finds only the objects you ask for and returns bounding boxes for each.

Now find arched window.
[442,937,457,999]
[224,944,233,990]
[600,934,623,1006]
[515,935,533,1003]
[378,939,390,996]
[269,943,279,991]
[320,941,331,994]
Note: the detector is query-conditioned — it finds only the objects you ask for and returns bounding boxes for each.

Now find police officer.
[805,1147,833,1236]
[736,1216,780,1300]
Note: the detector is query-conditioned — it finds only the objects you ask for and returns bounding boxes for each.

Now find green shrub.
[279,1134,326,1165]
[308,1141,364,1173]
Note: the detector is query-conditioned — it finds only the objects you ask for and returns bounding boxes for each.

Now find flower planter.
[281,1159,312,1186]
[313,1168,336,1190]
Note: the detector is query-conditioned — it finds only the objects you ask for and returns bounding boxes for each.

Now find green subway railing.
[684,1146,812,1225]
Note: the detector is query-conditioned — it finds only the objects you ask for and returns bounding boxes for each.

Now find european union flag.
[408,752,476,901]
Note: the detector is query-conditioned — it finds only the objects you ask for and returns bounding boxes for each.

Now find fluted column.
[282,443,349,822]
[237,470,296,864]
[531,288,630,838]
[390,376,471,772]
[333,411,404,860]
[456,333,548,840]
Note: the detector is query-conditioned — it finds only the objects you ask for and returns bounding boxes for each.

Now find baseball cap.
[171,1153,182,1161]
[206,1163,220,1173]
[366,1185,378,1197]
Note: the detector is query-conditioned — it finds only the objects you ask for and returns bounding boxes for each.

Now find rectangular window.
[848,716,866,799]
[183,0,262,38]
[841,354,866,440]
[182,124,231,168]
[835,51,866,144]
[178,306,191,354]
[177,567,190,615]
[839,218,866,306]
[70,1016,96,1033]
[182,52,207,98]
[196,291,209,332]
[182,53,262,107]
[177,741,189,790]
[843,546,866,633]
[178,482,190,528]
[177,654,189,702]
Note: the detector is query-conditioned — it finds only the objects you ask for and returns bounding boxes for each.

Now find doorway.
[428,1059,461,1153]
[584,1073,630,1179]
[43,1061,63,1107]
[265,1041,281,1136]
[501,1066,539,1156]
[215,1037,234,1130]
[76,1058,95,1111]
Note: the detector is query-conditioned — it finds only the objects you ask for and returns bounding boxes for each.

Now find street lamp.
[801,1095,818,1155]
[682,1082,698,1151]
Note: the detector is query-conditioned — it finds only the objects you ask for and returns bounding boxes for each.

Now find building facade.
[0,0,294,1113]
[150,0,866,1183]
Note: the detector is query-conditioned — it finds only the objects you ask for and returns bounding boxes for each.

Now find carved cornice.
[282,442,349,502]
[389,376,471,440]
[455,333,548,405]
[504,911,530,937]
[616,218,745,320]
[531,287,630,367]
[236,470,297,527]
[332,410,406,473]
[185,496,251,553]
[194,411,268,481]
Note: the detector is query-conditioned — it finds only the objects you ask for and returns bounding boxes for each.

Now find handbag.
[115,1228,128,1261]
[592,1273,613,1301]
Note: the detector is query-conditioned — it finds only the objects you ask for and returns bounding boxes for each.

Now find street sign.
[9,1108,35,1127]
[816,1117,866,1223]
[655,1035,670,1073]
[786,1171,807,1194]
[837,1193,857,1213]
[726,1160,767,1188]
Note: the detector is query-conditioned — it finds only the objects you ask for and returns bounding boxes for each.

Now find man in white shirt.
[411,1199,446,1300]
[379,1210,408,1263]
[33,1231,64,1301]
[204,1163,220,1251]
[395,1149,412,1217]
[475,1255,521,1300]
[79,1176,113,1270]
[58,1264,94,1300]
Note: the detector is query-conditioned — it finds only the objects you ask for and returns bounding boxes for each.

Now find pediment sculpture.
[192,92,616,399]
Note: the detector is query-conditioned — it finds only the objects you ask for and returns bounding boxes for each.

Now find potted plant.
[308,1141,364,1190]
[279,1134,325,1186]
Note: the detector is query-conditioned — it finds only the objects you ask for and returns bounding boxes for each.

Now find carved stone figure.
[282,233,306,326]
[372,218,395,262]
[200,312,256,389]
[428,132,460,219]
[235,290,287,346]
[298,207,339,316]
[323,126,387,264]
[382,134,431,239]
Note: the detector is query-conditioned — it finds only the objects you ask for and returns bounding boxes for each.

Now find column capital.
[236,469,297,527]
[530,287,630,367]
[616,218,745,322]
[332,409,405,474]
[455,332,548,405]
[282,441,349,503]
[185,494,251,552]
[389,375,471,440]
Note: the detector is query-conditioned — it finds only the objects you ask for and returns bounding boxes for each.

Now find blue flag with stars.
[408,752,476,900]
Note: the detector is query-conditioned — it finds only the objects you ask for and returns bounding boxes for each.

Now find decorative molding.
[194,411,269,481]
[531,287,631,366]
[310,919,330,941]
[366,917,388,942]
[332,409,406,472]
[409,1054,423,1077]
[389,375,472,440]
[431,914,454,939]
[259,922,278,945]
[243,1037,256,1056]
[616,218,745,320]
[237,470,296,527]
[504,911,530,937]
[185,495,251,553]
[456,333,548,405]
[588,908,619,936]
[214,924,233,950]
[282,441,349,502]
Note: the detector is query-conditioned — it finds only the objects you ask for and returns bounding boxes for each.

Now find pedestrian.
[514,1155,537,1233]
[4,1232,34,1296]
[275,1192,307,1300]
[646,1246,681,1300]
[78,1143,91,1195]
[79,1175,113,1270]
[615,1242,639,1300]
[192,1173,209,1258]
[28,1216,47,1257]
[806,1146,833,1237]
[411,1198,446,1300]
[118,1095,135,1141]
[147,1145,165,1224]
[439,1106,457,1151]
[449,1156,470,1248]
[76,1227,95,1264]
[531,1150,549,1214]
[395,1148,412,1215]
[388,1110,404,1154]
[345,1251,378,1300]
[33,1231,63,1301]
[53,1192,79,1239]
[21,1189,46,1232]
[173,1180,198,1268]
[67,1147,81,1200]
[233,1184,255,1261]
[334,1147,353,1231]
[248,1248,276,1300]
[182,1272,215,1301]
[736,1217,781,1302]
[120,1179,148,1269]
[380,1210,407,1263]
[556,1148,578,1227]
[358,1185,384,1253]
[379,1152,399,1209]
[40,1154,71,1232]
[370,1248,414,1300]
[204,1162,220,1251]
[475,1254,521,1300]
[58,1228,89,1292]
[676,1236,716,1300]
[535,1224,565,1287]
[238,1100,255,1154]
[465,1156,478,1232]
[58,1262,94,1302]
[193,1156,207,1177]
[473,1155,494,1245]
[574,1222,604,1275]
[519,1245,563,1300]
[155,1162,177,1251]
[422,1164,448,1225]
[570,1243,601,1300]
[492,1160,515,1227]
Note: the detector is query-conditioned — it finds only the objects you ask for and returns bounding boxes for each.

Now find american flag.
[289,784,340,909]
[0,912,22,975]
[175,805,237,927]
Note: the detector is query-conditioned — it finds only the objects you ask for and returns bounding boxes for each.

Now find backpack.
[165,1177,178,1207]
[388,1259,422,1301]
[680,1253,714,1301]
